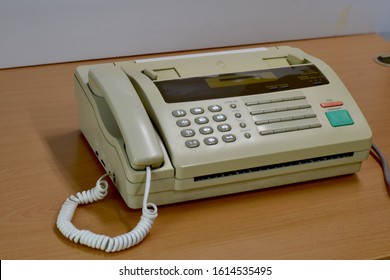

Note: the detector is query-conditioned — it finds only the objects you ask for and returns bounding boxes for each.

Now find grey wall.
[1,0,389,68]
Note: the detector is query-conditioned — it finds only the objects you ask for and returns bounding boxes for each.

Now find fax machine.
[74,46,372,209]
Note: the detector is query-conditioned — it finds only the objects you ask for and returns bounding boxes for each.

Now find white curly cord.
[56,166,157,252]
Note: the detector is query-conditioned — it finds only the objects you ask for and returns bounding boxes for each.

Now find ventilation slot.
[194,152,354,182]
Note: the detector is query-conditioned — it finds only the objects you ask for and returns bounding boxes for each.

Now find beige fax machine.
[74,46,372,209]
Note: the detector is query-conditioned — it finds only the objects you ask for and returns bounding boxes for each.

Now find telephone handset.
[88,64,164,170]
[56,64,161,252]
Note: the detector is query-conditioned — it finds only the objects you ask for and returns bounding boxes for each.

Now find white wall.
[1,0,389,68]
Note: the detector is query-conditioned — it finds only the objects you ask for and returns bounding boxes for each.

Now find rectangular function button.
[325,110,354,127]
[259,122,321,136]
[245,101,259,106]
[320,101,344,108]
[260,130,274,135]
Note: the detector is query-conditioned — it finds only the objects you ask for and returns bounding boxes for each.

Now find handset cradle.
[88,64,164,170]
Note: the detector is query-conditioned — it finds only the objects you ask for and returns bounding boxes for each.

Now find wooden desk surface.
[1,34,389,260]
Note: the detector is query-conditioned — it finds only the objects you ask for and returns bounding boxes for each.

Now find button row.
[250,104,311,115]
[260,123,322,135]
[245,95,306,106]
[181,124,232,137]
[185,134,237,148]
[255,113,317,125]
[176,114,227,127]
[172,105,222,118]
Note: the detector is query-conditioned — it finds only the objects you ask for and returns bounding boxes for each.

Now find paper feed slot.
[194,152,354,182]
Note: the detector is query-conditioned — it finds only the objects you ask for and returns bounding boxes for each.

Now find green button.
[325,110,354,127]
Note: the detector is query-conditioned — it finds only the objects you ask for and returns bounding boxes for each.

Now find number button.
[204,137,218,145]
[213,114,227,122]
[199,126,214,135]
[172,109,186,117]
[195,116,209,125]
[185,139,200,148]
[176,119,191,127]
[181,129,195,137]
[190,107,204,115]
[208,105,222,112]
[222,134,236,143]
[217,124,232,132]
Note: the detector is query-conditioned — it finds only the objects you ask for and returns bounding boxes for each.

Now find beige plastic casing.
[74,46,372,209]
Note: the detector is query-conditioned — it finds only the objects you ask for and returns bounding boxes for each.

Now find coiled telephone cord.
[56,166,157,252]
[371,143,390,188]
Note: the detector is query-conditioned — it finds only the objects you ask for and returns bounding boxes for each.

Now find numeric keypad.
[172,105,238,148]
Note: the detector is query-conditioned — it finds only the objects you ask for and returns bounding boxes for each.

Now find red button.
[320,101,344,108]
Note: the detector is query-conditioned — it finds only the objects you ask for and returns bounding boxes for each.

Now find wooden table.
[1,33,389,260]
